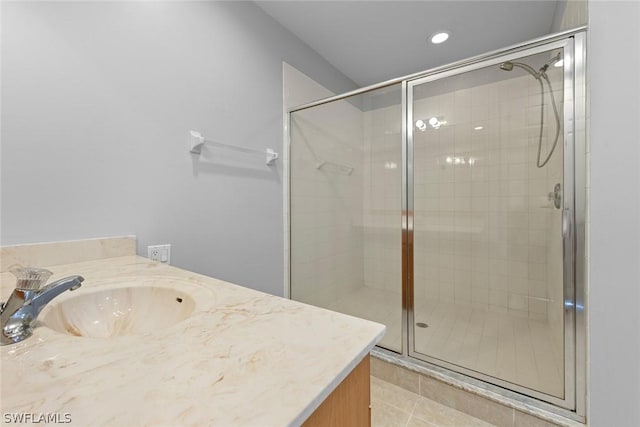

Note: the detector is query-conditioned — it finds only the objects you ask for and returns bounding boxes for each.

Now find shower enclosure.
[287,30,585,418]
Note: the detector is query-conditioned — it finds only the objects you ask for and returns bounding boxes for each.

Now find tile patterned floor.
[371,376,494,427]
[413,298,563,397]
[329,286,564,397]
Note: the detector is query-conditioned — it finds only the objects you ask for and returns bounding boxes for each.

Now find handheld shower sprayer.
[499,53,561,78]
[498,53,562,168]
[499,62,514,71]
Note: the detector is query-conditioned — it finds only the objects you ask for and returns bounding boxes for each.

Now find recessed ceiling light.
[430,31,450,44]
[474,126,484,130]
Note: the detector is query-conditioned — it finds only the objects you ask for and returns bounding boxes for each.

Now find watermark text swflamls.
[3,413,72,424]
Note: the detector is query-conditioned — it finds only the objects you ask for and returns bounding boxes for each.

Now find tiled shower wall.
[292,64,565,332]
[289,100,365,307]
[362,103,403,293]
[411,68,564,322]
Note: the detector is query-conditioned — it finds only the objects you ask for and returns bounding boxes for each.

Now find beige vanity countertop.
[0,256,385,427]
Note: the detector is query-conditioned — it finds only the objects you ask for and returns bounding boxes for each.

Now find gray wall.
[588,1,640,426]
[1,1,356,296]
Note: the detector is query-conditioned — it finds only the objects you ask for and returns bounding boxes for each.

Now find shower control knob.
[548,183,562,209]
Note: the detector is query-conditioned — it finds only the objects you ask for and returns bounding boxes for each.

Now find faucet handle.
[9,265,53,291]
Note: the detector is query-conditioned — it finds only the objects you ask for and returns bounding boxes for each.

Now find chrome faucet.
[1,266,84,345]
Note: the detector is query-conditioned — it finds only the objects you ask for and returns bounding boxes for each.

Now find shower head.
[501,53,561,75]
[499,61,540,79]
[499,61,514,71]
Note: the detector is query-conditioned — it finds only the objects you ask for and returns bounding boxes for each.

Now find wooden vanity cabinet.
[302,355,371,427]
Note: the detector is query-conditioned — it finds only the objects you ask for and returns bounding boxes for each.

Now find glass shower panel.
[410,50,565,398]
[290,84,403,352]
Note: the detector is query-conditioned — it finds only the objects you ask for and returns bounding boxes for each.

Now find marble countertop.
[1,256,385,426]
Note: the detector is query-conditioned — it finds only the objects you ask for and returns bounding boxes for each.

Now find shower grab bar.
[189,130,278,166]
[315,160,354,175]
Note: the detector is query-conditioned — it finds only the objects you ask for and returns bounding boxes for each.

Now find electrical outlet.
[147,244,171,264]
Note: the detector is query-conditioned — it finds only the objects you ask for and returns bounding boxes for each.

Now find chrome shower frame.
[285,27,587,421]
[405,33,581,418]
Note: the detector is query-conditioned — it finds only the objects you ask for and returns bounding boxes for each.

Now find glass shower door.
[408,48,569,401]
[289,83,404,352]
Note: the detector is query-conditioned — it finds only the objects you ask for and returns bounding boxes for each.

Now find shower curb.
[371,349,585,427]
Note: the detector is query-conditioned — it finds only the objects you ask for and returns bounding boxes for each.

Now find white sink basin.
[41,286,196,338]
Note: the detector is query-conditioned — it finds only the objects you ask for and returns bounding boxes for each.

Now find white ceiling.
[256,1,562,88]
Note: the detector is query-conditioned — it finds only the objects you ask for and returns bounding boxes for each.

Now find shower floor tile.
[327,286,564,398]
[412,298,563,397]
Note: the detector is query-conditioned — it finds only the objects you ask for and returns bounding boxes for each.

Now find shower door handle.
[562,208,572,239]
